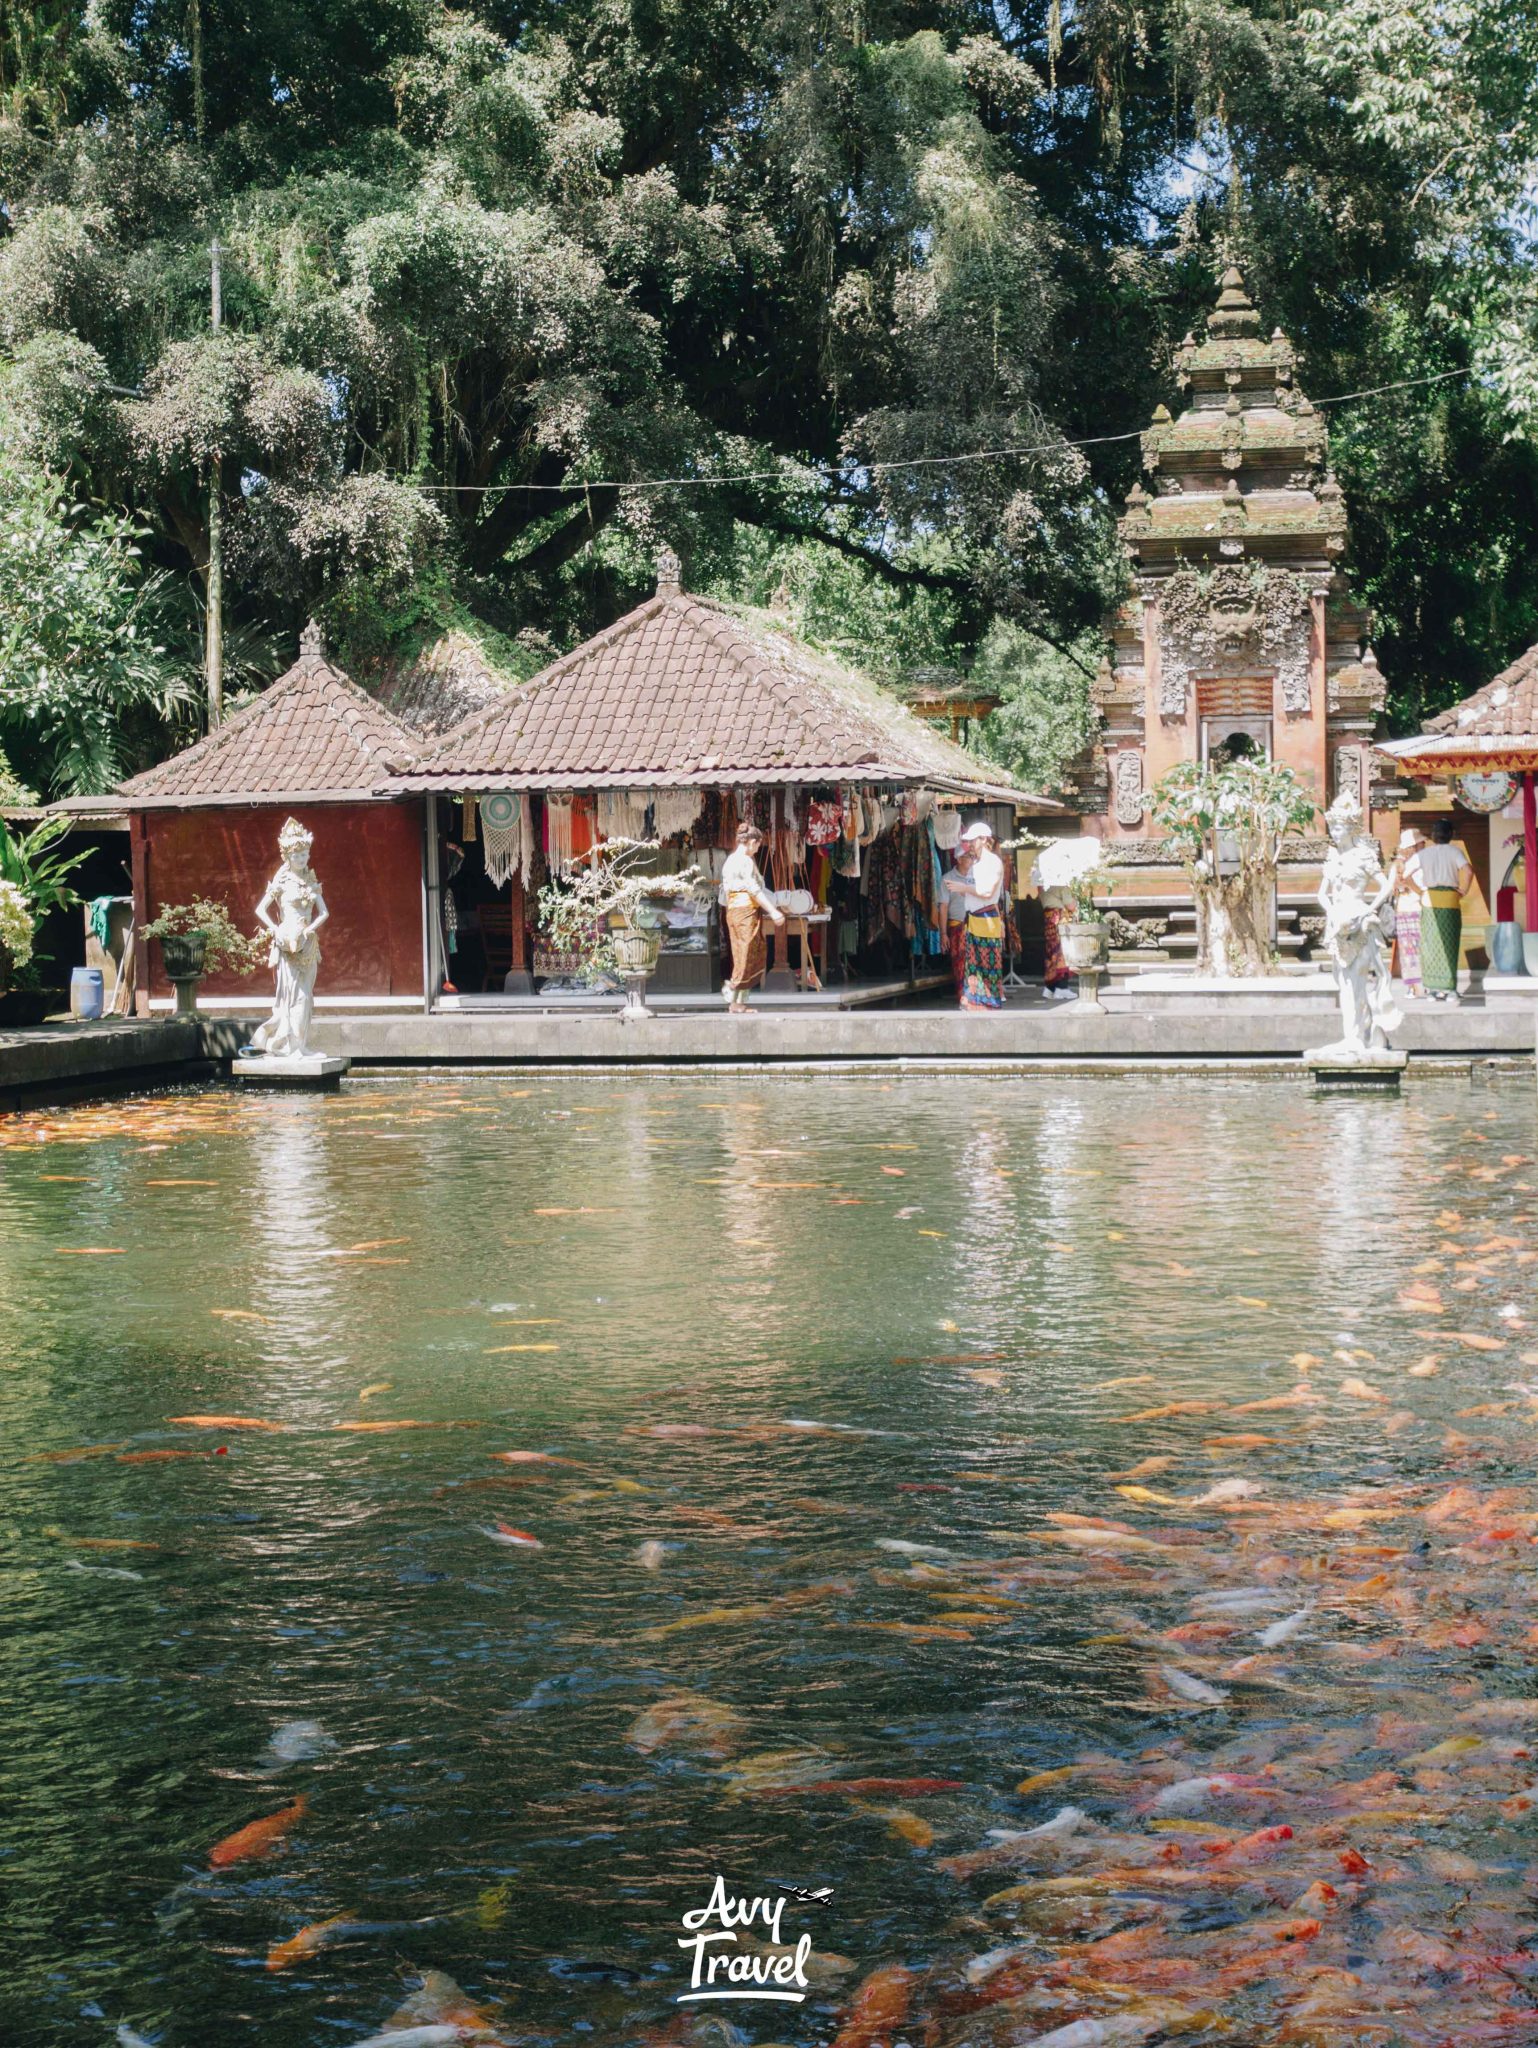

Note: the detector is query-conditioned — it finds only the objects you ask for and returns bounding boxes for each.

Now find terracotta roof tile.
[1425,640,1538,741]
[118,628,419,807]
[382,594,1029,801]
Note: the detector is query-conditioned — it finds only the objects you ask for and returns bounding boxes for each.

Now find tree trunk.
[1191,867,1273,977]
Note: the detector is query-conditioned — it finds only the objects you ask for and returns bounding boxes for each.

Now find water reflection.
[0,1074,1533,2046]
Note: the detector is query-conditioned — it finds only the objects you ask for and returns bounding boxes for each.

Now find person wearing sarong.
[1040,882,1077,1000]
[1389,827,1425,996]
[944,821,1005,1011]
[720,821,784,1015]
[1417,818,1474,1001]
[939,843,975,997]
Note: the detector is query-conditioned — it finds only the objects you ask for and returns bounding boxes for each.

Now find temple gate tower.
[1080,268,1394,945]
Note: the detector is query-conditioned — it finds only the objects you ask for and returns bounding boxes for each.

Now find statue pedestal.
[1301,1046,1407,1092]
[233,1053,350,1091]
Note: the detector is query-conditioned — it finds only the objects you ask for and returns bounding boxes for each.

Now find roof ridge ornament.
[655,545,683,597]
[299,619,326,662]
[1208,263,1261,341]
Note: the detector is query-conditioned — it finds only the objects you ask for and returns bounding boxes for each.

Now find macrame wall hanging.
[480,791,524,888]
[651,788,704,840]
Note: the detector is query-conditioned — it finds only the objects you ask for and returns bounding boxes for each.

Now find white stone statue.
[250,817,329,1058]
[1308,789,1401,1060]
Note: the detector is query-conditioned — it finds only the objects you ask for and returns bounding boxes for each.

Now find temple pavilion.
[1077,267,1397,962]
[1378,640,1538,977]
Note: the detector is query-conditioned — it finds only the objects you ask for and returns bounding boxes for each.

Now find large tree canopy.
[1,0,1536,790]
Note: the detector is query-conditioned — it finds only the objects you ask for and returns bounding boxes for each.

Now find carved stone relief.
[1114,751,1145,827]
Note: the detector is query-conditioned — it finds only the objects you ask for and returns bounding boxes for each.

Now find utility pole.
[205,237,224,729]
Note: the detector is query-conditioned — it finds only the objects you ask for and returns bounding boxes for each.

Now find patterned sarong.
[961,913,1004,1010]
[725,903,766,991]
[1420,889,1461,994]
[1394,906,1422,993]
[946,919,966,996]
[1042,904,1072,988]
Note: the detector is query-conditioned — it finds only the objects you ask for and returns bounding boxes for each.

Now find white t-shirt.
[958,847,1004,914]
[1416,842,1468,891]
[721,848,775,910]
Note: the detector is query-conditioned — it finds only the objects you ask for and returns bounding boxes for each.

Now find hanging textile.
[462,794,478,843]
[544,794,575,874]
[651,788,704,841]
[597,790,650,841]
[806,798,843,846]
[480,791,524,887]
[932,807,961,852]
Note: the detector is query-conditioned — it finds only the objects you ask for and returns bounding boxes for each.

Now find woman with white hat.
[1389,827,1426,998]
[942,821,1006,1010]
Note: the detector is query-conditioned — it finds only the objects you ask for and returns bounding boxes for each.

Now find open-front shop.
[385,555,1050,1008]
[427,782,1026,1004]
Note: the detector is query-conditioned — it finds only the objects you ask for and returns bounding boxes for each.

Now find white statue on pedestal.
[1308,789,1401,1060]
[250,817,329,1058]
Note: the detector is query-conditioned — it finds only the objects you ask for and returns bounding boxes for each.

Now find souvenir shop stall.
[383,550,1052,1008]
[429,782,1024,998]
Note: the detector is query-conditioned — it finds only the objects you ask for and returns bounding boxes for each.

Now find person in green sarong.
[1417,818,1474,1001]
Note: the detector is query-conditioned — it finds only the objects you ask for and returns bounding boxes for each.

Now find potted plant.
[1032,838,1114,971]
[140,899,265,1013]
[536,840,704,1013]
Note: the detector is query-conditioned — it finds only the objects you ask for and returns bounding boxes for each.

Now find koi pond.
[2,1073,1536,2048]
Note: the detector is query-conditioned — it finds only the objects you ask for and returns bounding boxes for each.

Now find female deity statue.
[250,817,329,1058]
[1313,789,1401,1058]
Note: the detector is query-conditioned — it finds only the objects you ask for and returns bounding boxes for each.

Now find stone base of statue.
[233,1052,351,1091]
[1301,1045,1408,1092]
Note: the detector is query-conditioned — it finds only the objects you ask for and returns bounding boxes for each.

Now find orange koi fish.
[209,1795,307,1868]
[169,1415,287,1432]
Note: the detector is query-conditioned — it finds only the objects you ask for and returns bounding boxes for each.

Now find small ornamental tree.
[536,840,706,984]
[1151,759,1319,978]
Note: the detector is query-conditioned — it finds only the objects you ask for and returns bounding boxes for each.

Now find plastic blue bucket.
[70,966,105,1020]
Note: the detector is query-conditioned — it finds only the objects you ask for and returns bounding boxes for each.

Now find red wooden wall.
[135,801,424,1005]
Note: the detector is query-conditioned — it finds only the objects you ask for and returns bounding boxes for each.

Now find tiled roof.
[1426,640,1538,740]
[1377,640,1538,773]
[381,593,1031,803]
[370,629,526,737]
[117,625,419,807]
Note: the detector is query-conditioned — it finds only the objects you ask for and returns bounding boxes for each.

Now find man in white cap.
[1388,826,1425,998]
[942,821,1007,1009]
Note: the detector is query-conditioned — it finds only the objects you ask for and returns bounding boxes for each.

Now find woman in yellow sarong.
[721,822,785,1015]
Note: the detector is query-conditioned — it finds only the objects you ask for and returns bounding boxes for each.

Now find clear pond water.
[2,1074,1536,2048]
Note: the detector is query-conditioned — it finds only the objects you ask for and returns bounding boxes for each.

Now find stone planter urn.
[1058,918,1108,973]
[160,929,208,1015]
[1058,916,1108,1011]
[612,924,661,1023]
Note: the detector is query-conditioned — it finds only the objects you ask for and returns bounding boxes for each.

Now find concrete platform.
[299,995,1537,1068]
[1302,1046,1409,1091]
[0,1015,246,1111]
[232,1052,351,1089]
[0,997,1533,1106]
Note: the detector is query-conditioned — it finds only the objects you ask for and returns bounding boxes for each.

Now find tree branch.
[506,486,621,578]
[743,505,1098,680]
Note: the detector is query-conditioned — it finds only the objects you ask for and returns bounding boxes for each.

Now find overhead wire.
[408,366,1474,497]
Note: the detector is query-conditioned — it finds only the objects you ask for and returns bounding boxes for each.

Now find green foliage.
[0,461,192,793]
[0,0,1536,782]
[972,627,1100,797]
[139,897,265,974]
[0,815,90,920]
[1151,759,1321,874]
[0,878,34,971]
